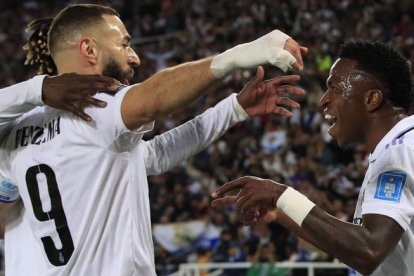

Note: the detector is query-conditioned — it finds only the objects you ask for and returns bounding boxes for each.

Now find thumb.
[243,66,264,89]
[254,66,265,84]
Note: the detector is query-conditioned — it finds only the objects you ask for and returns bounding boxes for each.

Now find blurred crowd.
[1,0,414,275]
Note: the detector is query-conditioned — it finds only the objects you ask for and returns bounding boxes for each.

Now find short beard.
[102,59,133,85]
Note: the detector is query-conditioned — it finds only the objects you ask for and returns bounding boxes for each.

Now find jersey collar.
[368,115,414,163]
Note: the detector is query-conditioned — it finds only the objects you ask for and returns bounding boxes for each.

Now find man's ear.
[365,89,383,112]
[79,37,98,65]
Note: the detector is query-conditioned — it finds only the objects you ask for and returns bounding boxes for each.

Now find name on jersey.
[15,117,61,149]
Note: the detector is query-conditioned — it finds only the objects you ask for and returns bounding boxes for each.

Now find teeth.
[325,114,336,120]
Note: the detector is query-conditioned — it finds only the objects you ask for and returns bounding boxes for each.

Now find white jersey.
[0,75,45,136]
[353,116,414,276]
[0,75,46,276]
[0,80,248,276]
[5,200,47,275]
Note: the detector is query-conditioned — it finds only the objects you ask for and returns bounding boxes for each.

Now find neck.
[366,106,407,153]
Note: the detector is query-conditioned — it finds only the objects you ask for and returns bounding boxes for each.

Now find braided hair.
[23,4,119,76]
[23,18,57,75]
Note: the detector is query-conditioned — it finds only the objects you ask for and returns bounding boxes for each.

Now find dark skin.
[211,58,406,275]
[42,73,121,121]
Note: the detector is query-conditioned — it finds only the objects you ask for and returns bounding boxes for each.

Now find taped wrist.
[276,187,315,226]
[0,176,19,203]
[210,30,296,78]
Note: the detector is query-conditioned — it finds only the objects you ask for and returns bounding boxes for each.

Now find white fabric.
[0,86,248,276]
[5,201,47,276]
[2,87,156,276]
[144,94,248,175]
[0,75,46,275]
[0,75,45,136]
[353,115,414,276]
[210,30,296,78]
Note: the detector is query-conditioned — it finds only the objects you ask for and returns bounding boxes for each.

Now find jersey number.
[26,164,74,266]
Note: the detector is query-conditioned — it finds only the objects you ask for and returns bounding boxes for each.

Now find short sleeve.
[81,86,154,151]
[362,145,414,231]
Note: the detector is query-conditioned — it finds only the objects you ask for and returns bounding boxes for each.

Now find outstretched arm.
[144,67,304,175]
[211,177,405,275]
[121,30,307,130]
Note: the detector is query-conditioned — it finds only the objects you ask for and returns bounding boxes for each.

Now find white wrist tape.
[0,175,19,203]
[276,187,315,226]
[210,30,296,78]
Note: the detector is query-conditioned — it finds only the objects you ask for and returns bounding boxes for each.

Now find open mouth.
[324,114,337,126]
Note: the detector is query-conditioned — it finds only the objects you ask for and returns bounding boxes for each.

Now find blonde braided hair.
[23,18,57,75]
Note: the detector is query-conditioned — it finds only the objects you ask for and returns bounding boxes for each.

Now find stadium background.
[1,0,414,275]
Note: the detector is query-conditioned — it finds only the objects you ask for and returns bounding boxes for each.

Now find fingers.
[68,96,108,121]
[78,74,121,93]
[261,210,279,223]
[265,75,300,86]
[66,105,92,122]
[277,97,301,109]
[211,177,249,198]
[255,66,265,84]
[235,192,264,223]
[84,96,108,108]
[274,85,305,96]
[272,107,293,117]
[243,66,265,91]
[284,38,304,71]
[290,47,308,71]
[238,194,262,214]
[63,92,109,121]
[43,73,120,122]
[300,46,308,55]
[211,196,237,208]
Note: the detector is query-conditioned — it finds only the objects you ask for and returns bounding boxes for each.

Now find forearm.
[277,210,316,244]
[145,94,248,175]
[122,30,300,130]
[122,58,218,129]
[301,208,400,274]
[0,75,45,129]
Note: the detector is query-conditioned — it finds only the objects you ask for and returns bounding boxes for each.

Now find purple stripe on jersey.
[391,137,404,145]
[384,125,414,150]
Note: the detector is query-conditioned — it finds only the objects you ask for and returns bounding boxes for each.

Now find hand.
[211,176,288,223]
[210,194,281,226]
[42,73,121,121]
[249,209,281,226]
[240,208,282,226]
[284,38,308,71]
[210,30,308,78]
[236,66,305,117]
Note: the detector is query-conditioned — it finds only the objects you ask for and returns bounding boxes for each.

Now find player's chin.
[122,73,135,85]
[336,136,353,150]
[128,69,135,78]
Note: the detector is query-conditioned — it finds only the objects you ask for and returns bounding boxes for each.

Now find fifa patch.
[374,171,406,202]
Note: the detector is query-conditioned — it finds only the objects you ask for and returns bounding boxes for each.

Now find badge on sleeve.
[374,171,406,202]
